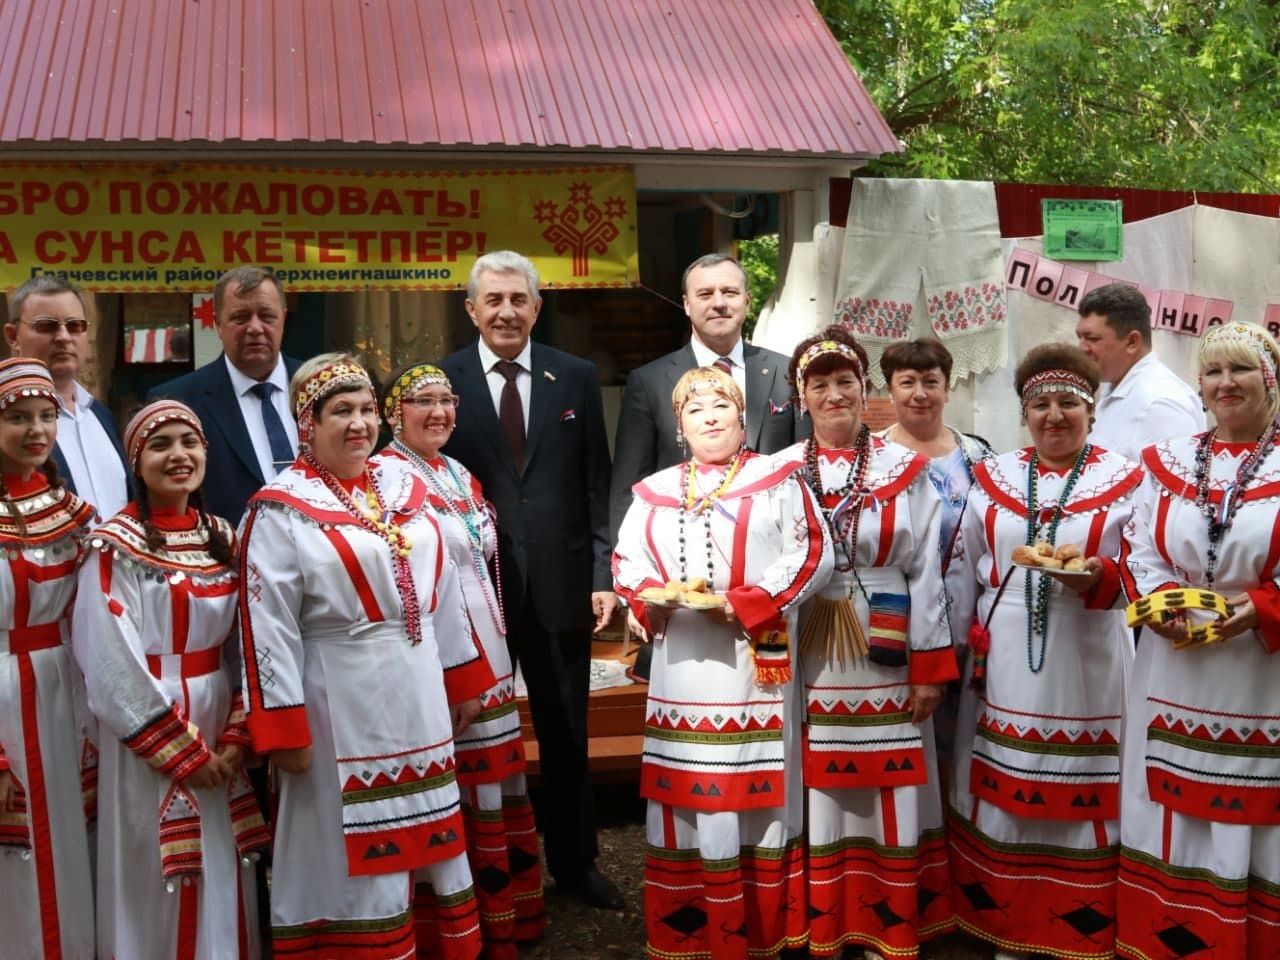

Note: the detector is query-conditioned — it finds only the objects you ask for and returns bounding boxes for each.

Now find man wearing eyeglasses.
[4,275,129,519]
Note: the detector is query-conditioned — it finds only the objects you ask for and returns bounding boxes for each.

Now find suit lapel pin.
[761,368,769,375]
[543,370,557,382]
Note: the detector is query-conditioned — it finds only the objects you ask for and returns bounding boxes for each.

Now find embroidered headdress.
[1018,369,1095,411]
[1200,321,1280,401]
[0,357,60,412]
[671,366,744,416]
[795,339,864,388]
[293,356,374,446]
[793,338,868,414]
[383,363,452,429]
[124,400,206,473]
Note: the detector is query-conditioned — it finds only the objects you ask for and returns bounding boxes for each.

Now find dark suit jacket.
[441,342,612,635]
[51,396,130,506]
[608,341,806,542]
[149,354,302,526]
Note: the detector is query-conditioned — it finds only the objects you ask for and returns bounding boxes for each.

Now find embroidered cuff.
[1083,558,1123,610]
[217,691,253,750]
[123,704,212,781]
[727,586,785,634]
[246,704,312,755]
[1246,583,1280,654]
[444,651,497,705]
[909,645,959,685]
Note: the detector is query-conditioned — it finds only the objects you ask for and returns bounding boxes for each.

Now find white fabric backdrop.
[753,194,1280,453]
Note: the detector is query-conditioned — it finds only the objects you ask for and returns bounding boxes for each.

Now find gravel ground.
[524,784,992,960]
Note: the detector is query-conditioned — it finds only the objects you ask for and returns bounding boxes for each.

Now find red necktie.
[714,356,734,374]
[496,360,526,473]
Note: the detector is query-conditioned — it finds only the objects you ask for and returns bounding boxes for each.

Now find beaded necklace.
[677,449,744,588]
[392,440,506,634]
[1192,419,1280,589]
[804,425,871,571]
[1023,444,1091,673]
[303,452,422,645]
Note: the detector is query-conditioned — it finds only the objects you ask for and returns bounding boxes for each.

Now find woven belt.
[5,622,62,654]
[147,646,223,679]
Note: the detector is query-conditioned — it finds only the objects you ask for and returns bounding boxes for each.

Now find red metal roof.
[0,0,898,159]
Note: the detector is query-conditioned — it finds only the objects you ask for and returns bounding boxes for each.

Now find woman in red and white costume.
[1117,321,1280,960]
[238,353,494,960]
[73,399,265,959]
[375,362,545,957]
[0,357,95,959]
[947,343,1139,960]
[774,327,958,960]
[613,365,833,960]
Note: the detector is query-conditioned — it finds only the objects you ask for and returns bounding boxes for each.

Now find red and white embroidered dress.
[239,456,494,960]
[72,504,264,959]
[1117,437,1280,960]
[0,473,95,959]
[373,447,544,956]
[613,451,833,960]
[775,437,958,959]
[948,446,1139,958]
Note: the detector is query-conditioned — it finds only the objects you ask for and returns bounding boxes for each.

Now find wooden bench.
[517,639,646,781]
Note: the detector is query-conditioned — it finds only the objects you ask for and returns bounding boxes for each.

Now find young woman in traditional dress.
[771,328,957,960]
[375,362,545,958]
[0,357,95,960]
[72,399,265,959]
[947,343,1139,960]
[238,353,494,960]
[613,364,833,960]
[1116,321,1280,960]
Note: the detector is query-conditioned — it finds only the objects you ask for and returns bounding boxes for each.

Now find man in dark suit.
[150,267,300,525]
[5,276,129,518]
[609,253,804,542]
[441,250,623,910]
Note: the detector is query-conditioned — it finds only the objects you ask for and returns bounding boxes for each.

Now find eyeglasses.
[401,395,459,410]
[23,316,89,335]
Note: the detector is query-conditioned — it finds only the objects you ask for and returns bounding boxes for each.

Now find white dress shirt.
[59,382,128,520]
[689,334,746,396]
[477,338,533,431]
[225,355,298,481]
[1089,351,1206,462]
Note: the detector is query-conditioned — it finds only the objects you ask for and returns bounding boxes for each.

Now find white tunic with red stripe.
[373,449,524,789]
[613,451,833,959]
[72,505,261,960]
[614,452,832,813]
[0,474,95,960]
[1115,437,1280,960]
[238,457,493,957]
[773,438,957,958]
[947,446,1139,958]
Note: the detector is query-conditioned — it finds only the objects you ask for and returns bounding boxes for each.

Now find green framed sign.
[1042,199,1123,261]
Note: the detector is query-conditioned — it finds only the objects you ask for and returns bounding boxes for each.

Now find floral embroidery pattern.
[834,296,913,340]
[927,282,1006,335]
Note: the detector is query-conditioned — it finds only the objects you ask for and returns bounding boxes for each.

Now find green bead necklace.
[1023,444,1091,673]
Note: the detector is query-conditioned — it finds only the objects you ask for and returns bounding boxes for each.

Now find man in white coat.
[1076,282,1205,460]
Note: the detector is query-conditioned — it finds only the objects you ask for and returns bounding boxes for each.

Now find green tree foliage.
[817,0,1280,190]
[739,234,780,338]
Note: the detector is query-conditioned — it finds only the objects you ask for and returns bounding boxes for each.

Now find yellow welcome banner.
[0,163,638,292]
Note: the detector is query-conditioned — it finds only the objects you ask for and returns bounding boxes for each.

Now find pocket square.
[769,400,792,414]
[561,409,576,422]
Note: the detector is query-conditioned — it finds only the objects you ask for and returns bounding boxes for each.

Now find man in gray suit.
[609,253,804,541]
